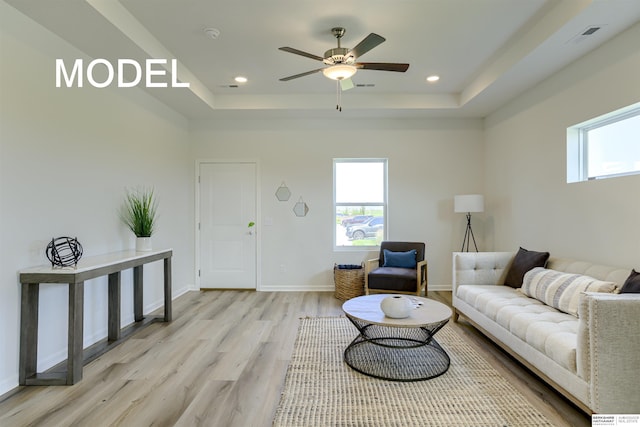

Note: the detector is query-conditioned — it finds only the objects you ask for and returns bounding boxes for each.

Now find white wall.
[190,117,485,292]
[484,22,640,268]
[0,3,194,395]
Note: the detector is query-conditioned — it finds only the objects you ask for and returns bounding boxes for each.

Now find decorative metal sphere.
[46,237,83,268]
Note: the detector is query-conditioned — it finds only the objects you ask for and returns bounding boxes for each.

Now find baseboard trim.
[259,285,334,292]
[428,284,452,291]
[258,284,453,292]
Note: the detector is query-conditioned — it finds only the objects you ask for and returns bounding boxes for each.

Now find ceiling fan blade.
[278,47,324,62]
[356,62,410,72]
[347,33,385,59]
[279,68,324,81]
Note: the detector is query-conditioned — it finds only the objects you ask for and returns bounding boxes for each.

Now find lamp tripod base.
[461,212,478,252]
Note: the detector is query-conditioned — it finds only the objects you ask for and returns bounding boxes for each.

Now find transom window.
[334,159,388,249]
[567,103,640,182]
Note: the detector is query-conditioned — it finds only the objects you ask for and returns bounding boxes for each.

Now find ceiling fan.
[278,27,410,83]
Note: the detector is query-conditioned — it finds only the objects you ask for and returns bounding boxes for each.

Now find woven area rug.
[273,317,554,427]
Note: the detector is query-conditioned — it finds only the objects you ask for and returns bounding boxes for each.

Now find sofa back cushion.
[453,252,514,287]
[521,267,618,317]
[546,258,630,285]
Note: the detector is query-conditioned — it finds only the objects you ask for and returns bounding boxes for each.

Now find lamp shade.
[322,64,357,80]
[454,194,484,213]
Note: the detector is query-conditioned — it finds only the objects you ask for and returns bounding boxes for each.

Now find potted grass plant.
[121,187,158,252]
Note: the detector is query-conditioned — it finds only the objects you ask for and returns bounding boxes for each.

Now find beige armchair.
[365,241,427,296]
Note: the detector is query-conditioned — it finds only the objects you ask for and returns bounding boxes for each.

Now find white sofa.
[452,251,640,414]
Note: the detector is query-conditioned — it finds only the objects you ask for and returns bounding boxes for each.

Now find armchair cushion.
[368,267,417,293]
[366,241,427,295]
[379,241,425,266]
[382,249,417,268]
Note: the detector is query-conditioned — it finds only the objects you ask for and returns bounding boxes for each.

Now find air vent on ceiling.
[218,84,239,88]
[355,84,375,88]
[566,25,604,45]
[582,27,600,35]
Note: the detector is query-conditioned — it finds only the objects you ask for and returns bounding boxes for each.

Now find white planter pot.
[380,295,413,319]
[136,237,152,252]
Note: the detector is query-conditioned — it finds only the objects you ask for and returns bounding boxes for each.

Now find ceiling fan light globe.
[322,64,357,81]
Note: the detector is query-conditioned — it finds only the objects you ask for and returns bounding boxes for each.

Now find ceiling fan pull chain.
[336,81,343,112]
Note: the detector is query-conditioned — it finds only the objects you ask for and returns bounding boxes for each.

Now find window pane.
[335,162,384,203]
[567,103,640,183]
[335,206,384,247]
[334,159,387,249]
[587,114,640,178]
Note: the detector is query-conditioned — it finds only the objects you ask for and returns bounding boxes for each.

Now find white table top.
[342,294,452,327]
[19,248,172,275]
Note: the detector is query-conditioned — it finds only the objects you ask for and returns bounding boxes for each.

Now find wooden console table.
[19,249,172,385]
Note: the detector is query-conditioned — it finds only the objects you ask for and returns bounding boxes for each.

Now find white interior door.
[199,162,257,289]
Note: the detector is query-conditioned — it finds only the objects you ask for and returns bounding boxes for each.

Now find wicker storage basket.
[334,264,365,301]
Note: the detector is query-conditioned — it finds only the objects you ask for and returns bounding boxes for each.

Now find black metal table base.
[344,317,450,382]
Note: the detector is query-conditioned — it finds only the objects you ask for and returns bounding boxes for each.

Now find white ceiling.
[6,0,640,119]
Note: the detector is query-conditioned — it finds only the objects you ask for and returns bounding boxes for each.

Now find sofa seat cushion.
[456,285,578,373]
[368,267,416,292]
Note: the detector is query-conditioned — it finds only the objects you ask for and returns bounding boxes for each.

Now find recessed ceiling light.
[234,76,248,83]
[426,75,440,83]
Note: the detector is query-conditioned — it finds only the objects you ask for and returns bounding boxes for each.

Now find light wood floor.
[0,290,590,427]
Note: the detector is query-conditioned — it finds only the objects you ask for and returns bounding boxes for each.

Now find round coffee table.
[342,294,452,381]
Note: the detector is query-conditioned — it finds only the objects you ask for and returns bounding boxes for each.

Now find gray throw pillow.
[504,247,550,288]
[620,269,640,293]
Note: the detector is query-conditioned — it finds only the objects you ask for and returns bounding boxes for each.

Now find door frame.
[195,159,261,290]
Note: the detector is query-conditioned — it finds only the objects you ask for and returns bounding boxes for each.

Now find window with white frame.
[567,103,640,183]
[334,159,387,249]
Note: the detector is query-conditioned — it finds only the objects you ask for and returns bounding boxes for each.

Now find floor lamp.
[454,194,484,252]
